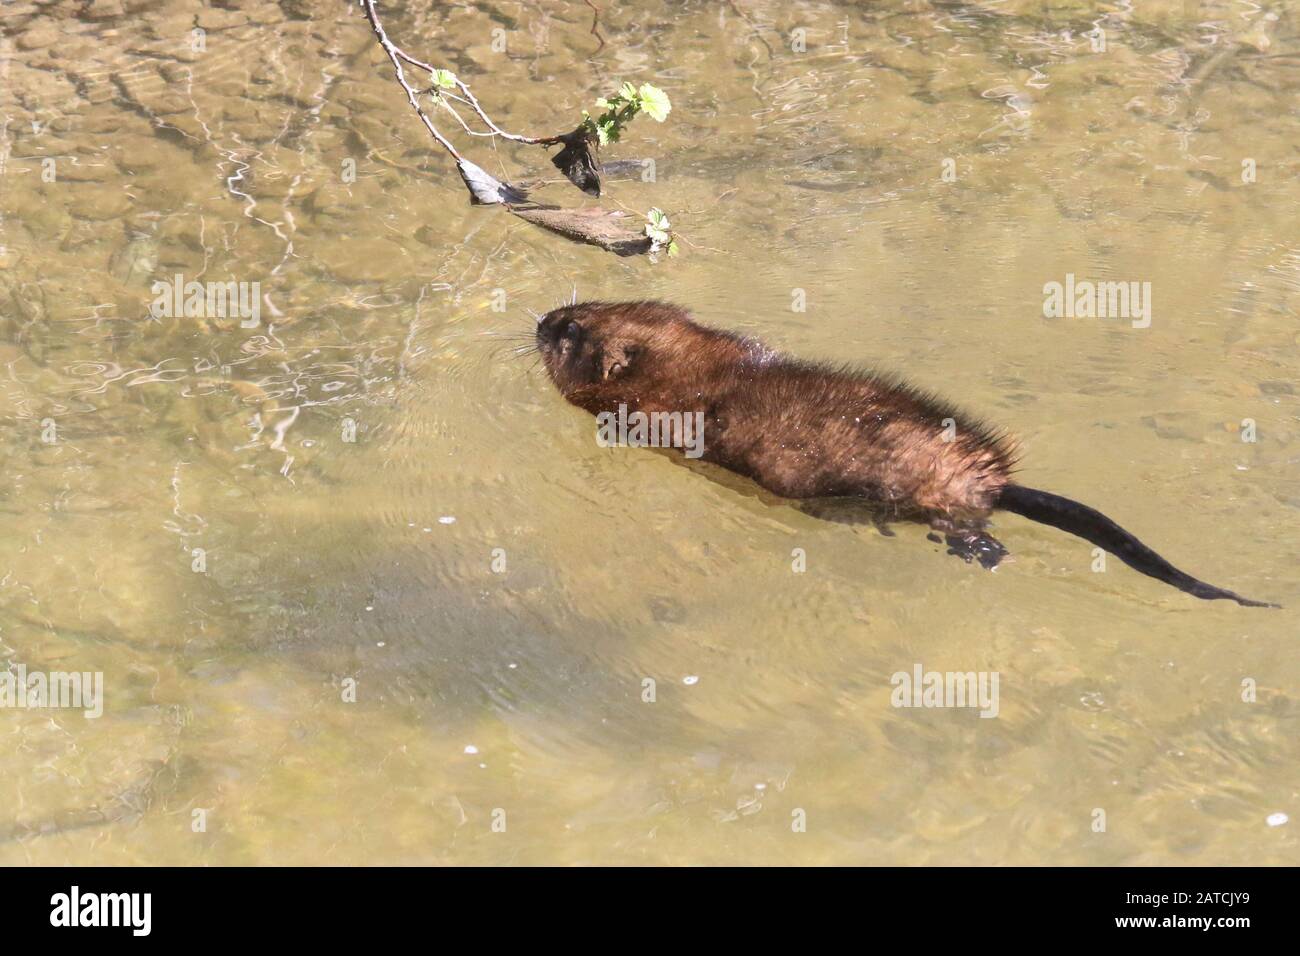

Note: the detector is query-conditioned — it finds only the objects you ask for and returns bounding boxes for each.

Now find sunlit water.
[0,0,1297,865]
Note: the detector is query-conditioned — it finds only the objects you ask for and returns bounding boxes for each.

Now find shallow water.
[0,0,1297,865]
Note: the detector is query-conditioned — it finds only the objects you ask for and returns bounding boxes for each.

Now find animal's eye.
[562,320,581,341]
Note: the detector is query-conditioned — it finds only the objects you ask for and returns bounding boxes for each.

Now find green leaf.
[667,239,679,257]
[638,84,671,122]
[619,81,638,102]
[431,69,457,89]
[645,207,673,248]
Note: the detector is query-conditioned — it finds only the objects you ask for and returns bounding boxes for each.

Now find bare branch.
[360,0,529,204]
[358,0,676,253]
[359,0,462,161]
[372,9,559,145]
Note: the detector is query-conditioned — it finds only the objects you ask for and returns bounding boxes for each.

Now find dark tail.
[997,485,1278,608]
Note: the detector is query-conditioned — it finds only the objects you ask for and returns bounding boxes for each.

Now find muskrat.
[534,300,1277,608]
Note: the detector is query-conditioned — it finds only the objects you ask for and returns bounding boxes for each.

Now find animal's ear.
[602,344,640,380]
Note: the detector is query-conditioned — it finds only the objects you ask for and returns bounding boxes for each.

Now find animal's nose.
[536,313,560,343]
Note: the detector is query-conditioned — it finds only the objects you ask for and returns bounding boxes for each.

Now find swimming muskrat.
[534,300,1277,608]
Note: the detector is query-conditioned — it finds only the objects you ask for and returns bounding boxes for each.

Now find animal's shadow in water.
[257,535,734,755]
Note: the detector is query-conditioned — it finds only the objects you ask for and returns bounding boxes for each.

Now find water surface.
[1,0,1297,865]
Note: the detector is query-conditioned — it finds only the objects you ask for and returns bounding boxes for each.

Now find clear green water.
[0,0,1297,864]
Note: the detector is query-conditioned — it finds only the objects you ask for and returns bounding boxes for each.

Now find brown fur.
[536,300,1017,526]
[533,300,1277,607]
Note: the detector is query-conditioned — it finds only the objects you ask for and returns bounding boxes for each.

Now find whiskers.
[549,285,579,312]
[479,301,570,374]
[480,324,543,370]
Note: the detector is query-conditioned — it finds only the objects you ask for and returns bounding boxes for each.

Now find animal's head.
[534,300,718,403]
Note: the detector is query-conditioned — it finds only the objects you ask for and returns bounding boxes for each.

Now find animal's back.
[704,358,1017,516]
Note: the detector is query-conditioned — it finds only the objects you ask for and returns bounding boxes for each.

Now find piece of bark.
[506,204,652,256]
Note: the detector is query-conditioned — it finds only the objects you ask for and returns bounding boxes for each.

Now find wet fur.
[540,302,1013,517]
[535,300,1276,607]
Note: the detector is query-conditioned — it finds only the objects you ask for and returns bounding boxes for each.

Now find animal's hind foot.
[943,530,1008,571]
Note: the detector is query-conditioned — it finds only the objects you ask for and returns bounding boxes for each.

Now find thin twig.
[381,25,559,145]
[584,0,606,53]
[359,0,463,160]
